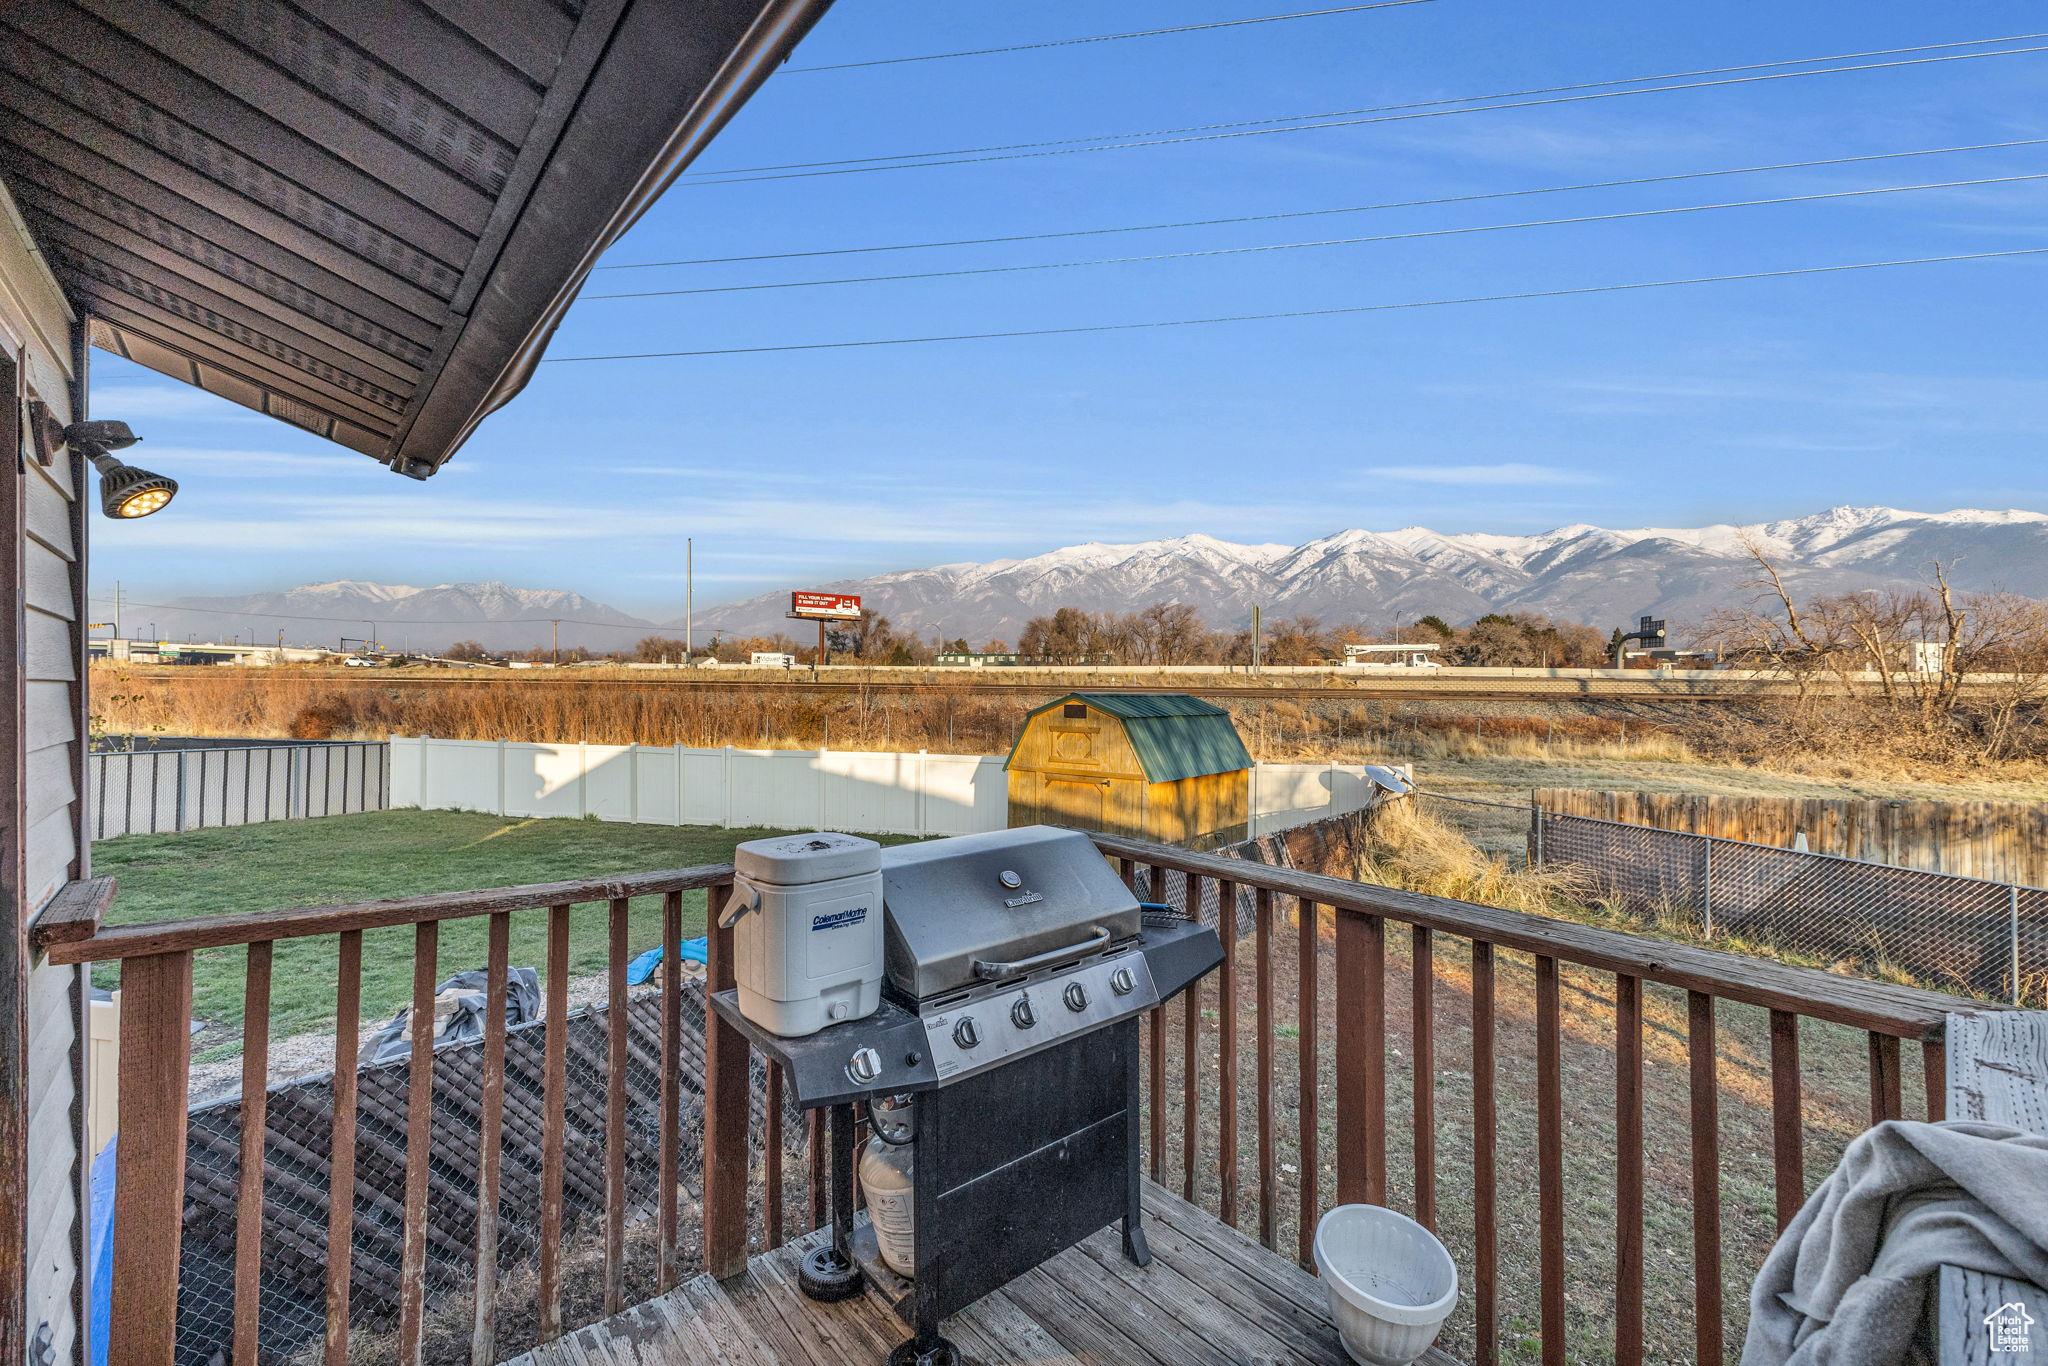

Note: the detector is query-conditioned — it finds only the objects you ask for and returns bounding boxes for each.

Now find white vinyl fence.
[390,737,1407,839]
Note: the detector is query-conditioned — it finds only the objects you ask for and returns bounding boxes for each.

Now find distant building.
[1342,644,1443,669]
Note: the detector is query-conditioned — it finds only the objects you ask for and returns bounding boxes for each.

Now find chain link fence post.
[1699,832,1714,939]
[2012,883,2023,1006]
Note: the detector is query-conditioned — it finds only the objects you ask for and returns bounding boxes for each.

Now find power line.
[598,137,2048,270]
[779,2,1435,74]
[582,172,2048,299]
[544,247,2048,362]
[675,38,2048,185]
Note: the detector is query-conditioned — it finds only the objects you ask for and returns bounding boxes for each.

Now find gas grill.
[709,825,1222,1366]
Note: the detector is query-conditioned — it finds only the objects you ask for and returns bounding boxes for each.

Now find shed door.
[1040,775,1106,829]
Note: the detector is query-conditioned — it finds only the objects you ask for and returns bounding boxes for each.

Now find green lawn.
[92,810,916,1037]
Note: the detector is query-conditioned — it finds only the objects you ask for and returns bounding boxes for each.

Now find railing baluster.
[470,911,510,1365]
[809,1109,827,1231]
[1411,925,1435,1231]
[1296,899,1320,1267]
[325,931,362,1366]
[1689,990,1725,1366]
[605,897,629,1314]
[1868,1031,1903,1124]
[538,904,570,1341]
[1146,866,1166,1182]
[1472,940,1498,1366]
[1768,1009,1804,1232]
[705,882,752,1279]
[233,942,272,1366]
[1182,875,1204,1204]
[767,1062,786,1248]
[1218,879,1240,1227]
[1255,887,1277,1250]
[657,890,682,1290]
[397,921,439,1365]
[1614,974,1644,1366]
[1535,956,1565,1366]
[110,950,194,1366]
[1923,1037,1947,1122]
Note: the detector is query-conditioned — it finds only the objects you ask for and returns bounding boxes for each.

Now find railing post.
[704,883,751,1278]
[1333,909,1385,1208]
[109,950,193,1366]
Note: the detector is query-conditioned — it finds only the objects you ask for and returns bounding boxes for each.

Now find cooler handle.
[717,884,760,930]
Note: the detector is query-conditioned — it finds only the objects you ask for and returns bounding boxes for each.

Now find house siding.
[3,175,84,1362]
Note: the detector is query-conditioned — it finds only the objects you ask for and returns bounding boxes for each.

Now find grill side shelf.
[708,992,939,1108]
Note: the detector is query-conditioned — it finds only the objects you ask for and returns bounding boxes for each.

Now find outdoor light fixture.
[63,420,177,519]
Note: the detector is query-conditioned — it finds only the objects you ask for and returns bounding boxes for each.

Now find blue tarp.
[627,936,708,986]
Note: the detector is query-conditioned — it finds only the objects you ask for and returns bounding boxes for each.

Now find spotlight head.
[98,462,177,519]
[67,421,175,518]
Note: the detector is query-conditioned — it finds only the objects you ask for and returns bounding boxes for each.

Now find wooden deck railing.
[1091,832,1991,1366]
[52,863,803,1366]
[61,834,1997,1366]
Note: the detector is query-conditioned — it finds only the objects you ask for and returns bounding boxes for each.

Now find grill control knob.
[1109,967,1136,996]
[1011,997,1036,1029]
[1063,982,1089,1013]
[846,1047,883,1086]
[953,1017,981,1049]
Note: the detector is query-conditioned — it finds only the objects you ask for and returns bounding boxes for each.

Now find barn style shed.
[1006,693,1253,844]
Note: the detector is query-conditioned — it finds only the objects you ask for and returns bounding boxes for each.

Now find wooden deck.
[508,1183,1460,1366]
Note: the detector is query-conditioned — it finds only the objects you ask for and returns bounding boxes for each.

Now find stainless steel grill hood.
[878,826,1142,1001]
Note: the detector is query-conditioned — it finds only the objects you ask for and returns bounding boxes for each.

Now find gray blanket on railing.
[1742,1120,2048,1366]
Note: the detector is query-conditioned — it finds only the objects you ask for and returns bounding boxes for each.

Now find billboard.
[789,591,862,621]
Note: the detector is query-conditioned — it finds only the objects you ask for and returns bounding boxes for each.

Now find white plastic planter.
[1313,1204,1458,1366]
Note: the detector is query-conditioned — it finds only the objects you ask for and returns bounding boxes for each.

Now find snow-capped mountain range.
[129,508,2048,652]
[132,580,651,653]
[692,506,2048,642]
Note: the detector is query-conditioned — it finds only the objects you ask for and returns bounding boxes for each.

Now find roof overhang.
[0,0,831,476]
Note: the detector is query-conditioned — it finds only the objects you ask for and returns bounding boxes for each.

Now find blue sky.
[87,0,2048,621]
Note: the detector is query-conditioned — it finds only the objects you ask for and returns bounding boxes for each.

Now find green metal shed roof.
[1006,693,1252,784]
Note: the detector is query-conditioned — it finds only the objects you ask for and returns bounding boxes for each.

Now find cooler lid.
[734,832,883,886]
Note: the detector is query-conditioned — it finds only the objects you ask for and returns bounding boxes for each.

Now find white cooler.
[724,832,884,1037]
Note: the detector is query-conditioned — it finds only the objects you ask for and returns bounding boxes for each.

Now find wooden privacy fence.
[1535,786,2048,887]
[61,836,1998,1366]
[91,742,390,839]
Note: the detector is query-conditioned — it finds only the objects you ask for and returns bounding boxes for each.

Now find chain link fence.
[1533,808,2046,1004]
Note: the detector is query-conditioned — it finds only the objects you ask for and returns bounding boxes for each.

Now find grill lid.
[879,826,1141,1000]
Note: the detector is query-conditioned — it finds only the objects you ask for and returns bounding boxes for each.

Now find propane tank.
[861,1096,916,1277]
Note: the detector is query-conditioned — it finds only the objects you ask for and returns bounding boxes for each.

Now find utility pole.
[685,537,693,661]
[551,618,560,666]
[1251,605,1263,676]
[113,580,121,639]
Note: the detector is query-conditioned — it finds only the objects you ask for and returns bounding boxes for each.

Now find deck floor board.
[512,1183,1464,1366]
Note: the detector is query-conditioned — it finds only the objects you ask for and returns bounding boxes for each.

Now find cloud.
[89,385,264,422]
[1366,462,1597,485]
